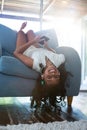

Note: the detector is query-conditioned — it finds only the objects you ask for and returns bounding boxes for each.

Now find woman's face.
[42,65,60,86]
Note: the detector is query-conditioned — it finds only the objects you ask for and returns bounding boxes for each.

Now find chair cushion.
[0,44,2,56]
[0,24,17,55]
[0,56,39,79]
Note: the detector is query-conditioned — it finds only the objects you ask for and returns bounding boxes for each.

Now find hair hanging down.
[31,63,68,108]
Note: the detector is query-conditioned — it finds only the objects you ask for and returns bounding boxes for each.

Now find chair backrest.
[0,24,17,56]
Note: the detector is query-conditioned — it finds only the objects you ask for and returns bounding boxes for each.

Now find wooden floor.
[0,92,87,125]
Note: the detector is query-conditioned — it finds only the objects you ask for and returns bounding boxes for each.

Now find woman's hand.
[44,41,56,53]
[44,41,48,48]
[20,22,27,30]
[33,36,41,44]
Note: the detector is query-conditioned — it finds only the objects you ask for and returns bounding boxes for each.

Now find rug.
[0,120,87,130]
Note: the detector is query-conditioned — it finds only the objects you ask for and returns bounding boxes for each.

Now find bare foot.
[20,22,27,30]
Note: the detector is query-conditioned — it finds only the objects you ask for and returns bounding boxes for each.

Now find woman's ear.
[41,74,44,79]
[41,74,45,86]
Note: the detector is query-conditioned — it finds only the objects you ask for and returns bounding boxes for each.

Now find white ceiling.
[0,0,87,20]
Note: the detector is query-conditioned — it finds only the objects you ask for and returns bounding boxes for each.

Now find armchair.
[0,24,81,107]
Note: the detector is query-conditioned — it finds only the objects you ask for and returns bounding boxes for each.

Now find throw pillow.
[35,29,59,50]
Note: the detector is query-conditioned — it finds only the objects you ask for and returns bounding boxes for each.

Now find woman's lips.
[49,69,55,72]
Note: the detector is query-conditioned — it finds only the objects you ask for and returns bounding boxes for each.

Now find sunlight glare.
[48,17,81,55]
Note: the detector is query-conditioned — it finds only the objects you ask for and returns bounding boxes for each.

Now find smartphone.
[39,36,49,45]
[39,39,45,45]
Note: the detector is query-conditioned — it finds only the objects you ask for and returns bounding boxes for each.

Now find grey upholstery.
[56,46,81,96]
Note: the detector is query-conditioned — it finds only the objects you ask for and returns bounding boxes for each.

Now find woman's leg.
[14,23,34,68]
[27,30,40,48]
[26,30,36,41]
[16,22,39,50]
[16,22,28,49]
[16,31,27,49]
[16,30,36,49]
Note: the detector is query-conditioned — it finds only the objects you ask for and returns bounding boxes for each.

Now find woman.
[14,22,67,108]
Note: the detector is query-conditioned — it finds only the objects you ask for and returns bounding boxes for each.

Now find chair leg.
[67,96,73,107]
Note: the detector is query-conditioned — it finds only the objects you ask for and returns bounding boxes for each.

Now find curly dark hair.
[31,63,68,108]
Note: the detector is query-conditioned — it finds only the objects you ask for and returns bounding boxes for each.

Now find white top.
[23,45,65,73]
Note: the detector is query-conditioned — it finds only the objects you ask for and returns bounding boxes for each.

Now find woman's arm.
[44,41,56,53]
[15,36,40,53]
[14,51,33,68]
[14,36,40,68]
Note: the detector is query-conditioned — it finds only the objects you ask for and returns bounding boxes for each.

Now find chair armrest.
[56,46,81,96]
